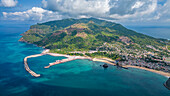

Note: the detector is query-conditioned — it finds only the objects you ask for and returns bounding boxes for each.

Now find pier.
[44,54,91,68]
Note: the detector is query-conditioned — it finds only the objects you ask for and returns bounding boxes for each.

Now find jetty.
[24,49,49,77]
[45,54,91,68]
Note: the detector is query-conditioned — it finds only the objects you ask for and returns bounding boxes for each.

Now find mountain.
[19,18,169,56]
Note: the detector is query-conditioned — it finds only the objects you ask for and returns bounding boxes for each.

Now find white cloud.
[42,0,110,16]
[131,1,145,10]
[2,7,64,21]
[156,0,170,22]
[0,0,18,7]
[1,0,170,24]
[41,0,158,20]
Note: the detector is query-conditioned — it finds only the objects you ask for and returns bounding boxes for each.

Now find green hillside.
[19,18,169,56]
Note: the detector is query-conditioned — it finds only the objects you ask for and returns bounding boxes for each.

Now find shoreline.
[124,65,170,78]
[47,52,170,78]
[24,49,170,78]
[92,58,170,78]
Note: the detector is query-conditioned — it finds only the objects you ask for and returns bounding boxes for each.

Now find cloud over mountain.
[42,0,157,19]
[1,0,170,25]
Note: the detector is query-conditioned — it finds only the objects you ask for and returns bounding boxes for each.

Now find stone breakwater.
[24,55,42,77]
[24,49,49,77]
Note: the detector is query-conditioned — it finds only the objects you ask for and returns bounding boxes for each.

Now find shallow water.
[0,25,169,96]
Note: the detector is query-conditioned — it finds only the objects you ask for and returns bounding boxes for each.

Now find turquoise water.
[0,25,169,96]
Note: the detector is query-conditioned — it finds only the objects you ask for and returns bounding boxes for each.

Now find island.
[19,18,170,78]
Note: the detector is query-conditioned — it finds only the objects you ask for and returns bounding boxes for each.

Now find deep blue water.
[126,26,170,40]
[0,25,169,96]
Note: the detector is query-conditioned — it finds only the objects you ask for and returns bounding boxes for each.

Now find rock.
[164,77,170,90]
[117,36,132,44]
[19,37,25,42]
[103,64,108,68]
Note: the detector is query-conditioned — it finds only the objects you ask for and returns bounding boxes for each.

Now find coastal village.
[65,40,170,73]
[94,40,170,73]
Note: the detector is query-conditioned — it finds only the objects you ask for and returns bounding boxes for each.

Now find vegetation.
[168,45,170,50]
[20,18,168,50]
[85,52,120,60]
[67,53,84,56]
[19,18,170,59]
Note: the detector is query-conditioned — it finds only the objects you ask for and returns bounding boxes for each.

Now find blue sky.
[0,0,170,26]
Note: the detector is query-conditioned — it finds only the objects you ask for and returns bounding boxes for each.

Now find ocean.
[126,26,170,40]
[0,25,169,96]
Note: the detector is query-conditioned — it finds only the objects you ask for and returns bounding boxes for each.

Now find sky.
[0,0,170,26]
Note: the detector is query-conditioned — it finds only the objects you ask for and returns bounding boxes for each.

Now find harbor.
[23,50,92,77]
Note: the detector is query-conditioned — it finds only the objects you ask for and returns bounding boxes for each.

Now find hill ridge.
[19,18,169,58]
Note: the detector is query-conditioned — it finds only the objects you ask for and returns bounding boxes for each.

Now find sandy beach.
[124,65,170,78]
[92,58,116,66]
